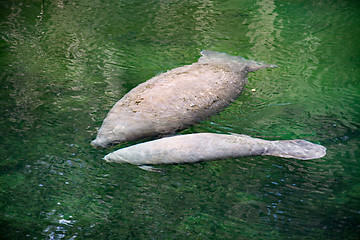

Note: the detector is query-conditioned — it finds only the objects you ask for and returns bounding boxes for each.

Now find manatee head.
[103,151,127,163]
[90,110,132,148]
[91,122,127,148]
[91,112,157,148]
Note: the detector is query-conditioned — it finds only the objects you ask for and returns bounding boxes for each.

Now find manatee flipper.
[265,139,326,160]
[138,165,164,173]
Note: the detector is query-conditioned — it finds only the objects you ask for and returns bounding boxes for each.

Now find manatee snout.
[91,131,129,148]
[91,124,127,148]
[91,136,119,149]
[91,138,108,149]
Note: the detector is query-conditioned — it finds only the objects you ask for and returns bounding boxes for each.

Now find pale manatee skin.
[91,51,277,148]
[103,133,327,167]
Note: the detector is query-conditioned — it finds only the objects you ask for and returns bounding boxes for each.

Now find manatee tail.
[199,50,277,72]
[265,139,326,160]
[242,59,277,72]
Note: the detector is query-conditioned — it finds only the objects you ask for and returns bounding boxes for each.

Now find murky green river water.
[1,0,359,239]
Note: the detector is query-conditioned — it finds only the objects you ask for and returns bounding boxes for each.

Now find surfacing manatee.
[91,51,277,148]
[103,133,326,171]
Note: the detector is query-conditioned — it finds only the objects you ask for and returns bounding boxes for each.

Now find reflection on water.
[247,0,279,58]
[0,0,360,239]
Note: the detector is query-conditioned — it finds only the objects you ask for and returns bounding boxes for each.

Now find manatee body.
[103,133,326,168]
[92,51,277,148]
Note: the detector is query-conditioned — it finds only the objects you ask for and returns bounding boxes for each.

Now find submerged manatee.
[92,51,277,148]
[103,133,326,170]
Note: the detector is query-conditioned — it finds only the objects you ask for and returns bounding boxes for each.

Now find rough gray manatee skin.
[92,51,277,148]
[103,133,326,166]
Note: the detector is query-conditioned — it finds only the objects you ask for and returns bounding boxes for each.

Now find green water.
[1,0,359,239]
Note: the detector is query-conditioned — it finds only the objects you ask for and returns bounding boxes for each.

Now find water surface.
[1,0,359,239]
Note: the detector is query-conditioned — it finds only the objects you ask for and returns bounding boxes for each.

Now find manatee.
[103,133,326,171]
[91,51,277,148]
